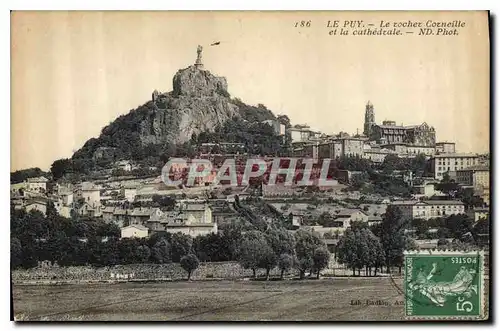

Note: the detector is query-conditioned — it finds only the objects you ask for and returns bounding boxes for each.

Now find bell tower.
[363,101,375,137]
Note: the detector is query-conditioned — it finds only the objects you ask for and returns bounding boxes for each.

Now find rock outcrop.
[73,60,277,162]
[138,65,238,145]
[172,65,229,97]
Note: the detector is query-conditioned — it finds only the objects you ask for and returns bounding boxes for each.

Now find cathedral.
[363,101,436,147]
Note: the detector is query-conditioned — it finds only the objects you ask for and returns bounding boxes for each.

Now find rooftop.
[27,176,49,183]
[81,182,100,191]
[122,224,149,231]
[458,165,489,172]
[433,153,480,158]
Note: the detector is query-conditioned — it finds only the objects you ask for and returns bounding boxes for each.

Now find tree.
[379,206,410,273]
[152,239,171,264]
[351,172,369,190]
[258,244,278,280]
[194,233,232,262]
[337,226,384,276]
[294,230,324,279]
[435,173,459,196]
[136,245,151,263]
[410,154,427,176]
[313,247,330,279]
[51,158,73,180]
[444,214,474,240]
[264,228,295,256]
[336,229,359,275]
[11,237,22,269]
[117,238,140,264]
[180,254,200,280]
[473,217,489,247]
[278,254,294,280]
[238,230,270,278]
[170,232,193,262]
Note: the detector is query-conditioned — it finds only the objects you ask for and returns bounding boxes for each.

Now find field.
[12,278,409,321]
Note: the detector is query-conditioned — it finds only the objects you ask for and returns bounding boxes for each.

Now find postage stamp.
[404,250,486,320]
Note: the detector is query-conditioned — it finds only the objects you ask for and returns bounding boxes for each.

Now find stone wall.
[11,262,293,283]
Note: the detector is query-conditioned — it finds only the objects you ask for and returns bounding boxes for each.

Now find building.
[363,101,376,137]
[121,224,149,239]
[363,146,396,163]
[406,145,435,157]
[429,154,482,180]
[261,119,286,136]
[455,165,489,189]
[121,183,139,202]
[53,201,72,218]
[335,170,364,184]
[115,160,133,172]
[146,203,216,237]
[332,208,369,228]
[314,137,365,159]
[129,207,158,225]
[370,121,436,147]
[363,103,436,147]
[435,142,456,154]
[27,176,49,193]
[10,182,28,197]
[392,200,465,220]
[300,209,369,237]
[333,137,365,157]
[380,143,408,155]
[456,164,490,206]
[78,182,102,209]
[288,125,320,143]
[411,182,445,199]
[25,199,48,216]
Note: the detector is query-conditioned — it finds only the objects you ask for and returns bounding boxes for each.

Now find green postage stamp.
[404,250,487,320]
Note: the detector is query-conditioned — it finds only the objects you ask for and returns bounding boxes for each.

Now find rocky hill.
[72,62,280,165]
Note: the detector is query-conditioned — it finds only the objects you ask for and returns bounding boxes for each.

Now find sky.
[11,11,490,171]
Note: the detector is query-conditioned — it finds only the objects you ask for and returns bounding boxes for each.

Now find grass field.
[12,278,411,321]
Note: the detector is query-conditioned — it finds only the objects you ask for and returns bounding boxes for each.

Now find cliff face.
[73,64,246,161]
[139,65,238,145]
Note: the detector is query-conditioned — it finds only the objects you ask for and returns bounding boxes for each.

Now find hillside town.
[10,101,490,247]
[11,45,490,280]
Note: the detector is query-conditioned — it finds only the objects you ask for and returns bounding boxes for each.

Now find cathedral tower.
[363,101,375,137]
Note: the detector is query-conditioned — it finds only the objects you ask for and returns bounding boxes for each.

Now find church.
[363,101,436,147]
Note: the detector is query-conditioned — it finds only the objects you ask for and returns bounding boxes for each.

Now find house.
[53,200,72,218]
[300,209,370,236]
[102,206,116,222]
[115,160,133,172]
[367,215,383,226]
[27,176,49,193]
[121,183,139,202]
[10,182,28,197]
[146,204,216,237]
[121,224,149,238]
[411,182,446,199]
[113,208,129,227]
[129,207,158,225]
[77,201,101,218]
[334,208,369,223]
[429,153,481,180]
[77,182,102,209]
[392,200,465,220]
